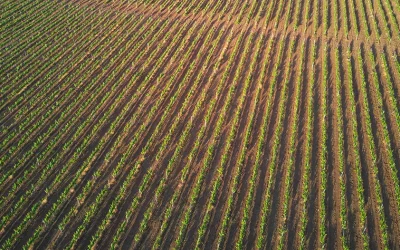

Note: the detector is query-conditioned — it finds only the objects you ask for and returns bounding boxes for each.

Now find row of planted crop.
[0,0,91,34]
[343,46,370,248]
[248,0,266,23]
[234,0,250,24]
[334,0,397,39]
[26,51,146,247]
[3,1,166,244]
[323,0,328,35]
[365,0,380,38]
[251,0,297,26]
[179,0,202,14]
[362,45,400,246]
[2,32,140,250]
[332,0,339,35]
[84,0,400,40]
[236,30,273,248]
[29,18,176,249]
[0,9,118,163]
[19,16,185,249]
[48,18,200,249]
[364,0,399,39]
[149,27,235,250]
[292,0,304,30]
[194,0,321,31]
[1,18,141,243]
[5,13,175,248]
[195,29,262,250]
[188,0,258,22]
[0,5,110,129]
[0,0,110,93]
[312,0,319,35]
[0,3,86,104]
[0,0,130,118]
[0,1,80,58]
[296,0,398,39]
[202,29,254,249]
[113,24,224,250]
[0,0,61,49]
[355,45,392,248]
[0,14,156,200]
[0,19,122,210]
[82,19,191,172]
[0,1,53,52]
[243,0,269,24]
[235,32,280,249]
[0,1,99,89]
[216,32,273,250]
[0,0,40,23]
[298,39,316,249]
[132,0,287,27]
[283,0,294,30]
[291,0,329,33]
[236,31,276,249]
[378,49,400,144]
[0,11,134,192]
[272,0,286,29]
[39,21,185,247]
[21,16,171,249]
[358,0,399,39]
[148,27,239,249]
[4,10,135,133]
[340,0,349,38]
[172,28,246,250]
[277,37,305,250]
[333,45,349,250]
[87,20,213,249]
[380,0,400,38]
[4,0,398,246]
[318,44,329,249]
[0,15,164,246]
[257,36,296,250]
[292,3,313,247]
[369,46,400,167]
[254,0,269,23]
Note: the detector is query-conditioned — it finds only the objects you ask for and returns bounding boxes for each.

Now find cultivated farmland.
[1,0,400,249]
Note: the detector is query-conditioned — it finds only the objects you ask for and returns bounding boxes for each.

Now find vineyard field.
[1,0,400,249]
